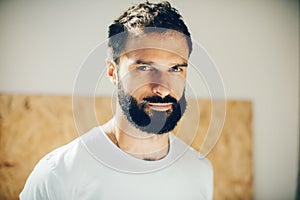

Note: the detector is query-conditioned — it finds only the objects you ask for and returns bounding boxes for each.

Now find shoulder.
[181,145,214,178]
[171,134,213,172]
[170,134,214,198]
[19,149,67,199]
[20,127,100,199]
[184,146,214,199]
[186,146,213,169]
[37,126,104,172]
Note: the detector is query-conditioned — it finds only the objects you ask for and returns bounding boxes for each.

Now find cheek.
[168,76,186,98]
[119,73,153,96]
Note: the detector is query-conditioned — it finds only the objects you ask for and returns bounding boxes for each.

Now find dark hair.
[108,1,192,63]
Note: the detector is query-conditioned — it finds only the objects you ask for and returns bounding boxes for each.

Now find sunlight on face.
[116,30,190,134]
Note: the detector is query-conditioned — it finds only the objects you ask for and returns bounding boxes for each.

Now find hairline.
[108,28,191,65]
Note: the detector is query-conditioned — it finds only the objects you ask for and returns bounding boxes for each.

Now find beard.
[117,81,187,134]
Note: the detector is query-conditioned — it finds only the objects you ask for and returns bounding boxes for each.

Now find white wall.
[0,0,298,199]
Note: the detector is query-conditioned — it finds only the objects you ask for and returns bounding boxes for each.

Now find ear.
[107,61,118,85]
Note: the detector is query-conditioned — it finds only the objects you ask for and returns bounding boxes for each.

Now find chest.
[69,166,208,200]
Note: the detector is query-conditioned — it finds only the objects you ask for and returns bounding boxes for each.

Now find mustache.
[142,95,177,104]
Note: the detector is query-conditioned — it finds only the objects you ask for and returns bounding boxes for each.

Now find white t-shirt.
[20,126,213,200]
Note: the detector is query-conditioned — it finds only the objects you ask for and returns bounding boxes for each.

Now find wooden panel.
[0,94,252,199]
[207,101,253,199]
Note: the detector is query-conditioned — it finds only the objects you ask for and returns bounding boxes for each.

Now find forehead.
[123,30,189,60]
[121,48,187,68]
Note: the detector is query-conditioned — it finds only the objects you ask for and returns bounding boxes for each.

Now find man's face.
[115,31,189,134]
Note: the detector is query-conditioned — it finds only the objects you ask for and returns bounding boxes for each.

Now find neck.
[102,116,170,161]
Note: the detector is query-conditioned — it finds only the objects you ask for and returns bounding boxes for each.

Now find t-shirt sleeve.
[19,156,64,200]
[196,152,214,200]
[206,159,214,200]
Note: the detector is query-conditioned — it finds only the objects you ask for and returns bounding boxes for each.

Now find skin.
[103,30,189,160]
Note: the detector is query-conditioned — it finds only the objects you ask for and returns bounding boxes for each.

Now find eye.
[136,65,153,71]
[169,66,183,72]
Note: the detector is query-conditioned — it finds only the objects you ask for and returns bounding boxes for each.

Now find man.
[20,1,213,199]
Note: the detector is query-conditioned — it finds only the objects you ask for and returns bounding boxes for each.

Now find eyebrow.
[135,60,188,68]
[135,60,155,65]
[172,63,188,68]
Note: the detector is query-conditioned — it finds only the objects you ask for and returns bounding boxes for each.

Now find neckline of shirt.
[79,126,189,174]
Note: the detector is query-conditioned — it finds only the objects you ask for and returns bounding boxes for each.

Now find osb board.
[0,94,252,200]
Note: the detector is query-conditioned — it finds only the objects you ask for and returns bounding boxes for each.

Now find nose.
[152,84,170,98]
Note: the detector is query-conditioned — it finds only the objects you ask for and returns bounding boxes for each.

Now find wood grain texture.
[0,94,252,200]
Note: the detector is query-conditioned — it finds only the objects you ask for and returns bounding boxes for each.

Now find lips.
[147,102,173,111]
